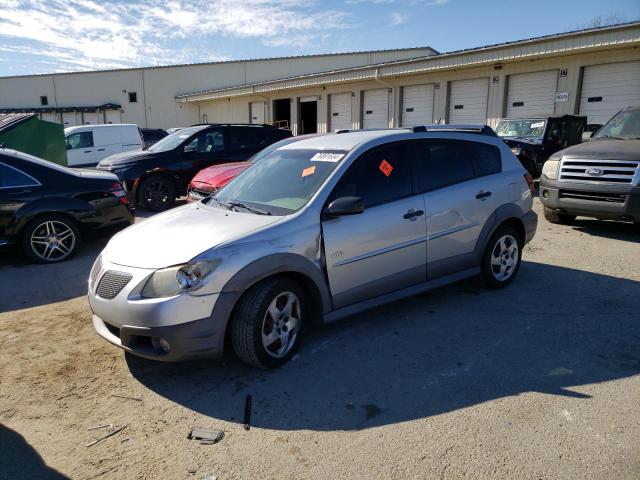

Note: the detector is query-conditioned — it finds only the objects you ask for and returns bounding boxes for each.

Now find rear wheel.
[543,207,576,225]
[480,225,522,289]
[22,214,80,264]
[231,277,305,369]
[139,175,176,211]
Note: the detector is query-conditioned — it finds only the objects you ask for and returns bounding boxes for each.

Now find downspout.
[374,68,393,89]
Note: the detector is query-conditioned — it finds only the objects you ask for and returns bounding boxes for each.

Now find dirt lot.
[1,199,639,480]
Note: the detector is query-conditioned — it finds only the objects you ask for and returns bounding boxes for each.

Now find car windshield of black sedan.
[147,126,202,152]
[593,109,640,140]
[495,119,546,138]
[210,149,346,215]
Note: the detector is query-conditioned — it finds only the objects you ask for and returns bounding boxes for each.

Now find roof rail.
[412,124,497,136]
[188,123,278,128]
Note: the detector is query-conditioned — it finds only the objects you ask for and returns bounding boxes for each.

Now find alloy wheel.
[30,220,76,262]
[261,291,301,359]
[143,180,170,210]
[490,234,519,282]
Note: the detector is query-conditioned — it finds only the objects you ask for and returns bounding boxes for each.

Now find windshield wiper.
[594,135,625,140]
[228,201,270,215]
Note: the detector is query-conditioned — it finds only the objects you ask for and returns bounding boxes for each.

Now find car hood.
[73,169,119,182]
[103,202,282,269]
[554,139,640,160]
[191,162,250,187]
[99,149,164,168]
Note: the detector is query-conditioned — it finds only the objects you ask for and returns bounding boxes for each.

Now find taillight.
[524,173,535,194]
[110,182,129,205]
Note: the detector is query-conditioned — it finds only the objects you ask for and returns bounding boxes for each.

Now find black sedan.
[0,148,134,263]
[96,124,292,211]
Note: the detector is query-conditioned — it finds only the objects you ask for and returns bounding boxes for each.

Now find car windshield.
[210,149,346,215]
[147,126,202,152]
[495,119,547,138]
[593,109,640,140]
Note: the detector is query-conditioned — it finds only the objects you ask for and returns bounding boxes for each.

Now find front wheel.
[231,277,305,369]
[22,214,80,264]
[543,207,576,225]
[138,175,176,212]
[479,225,522,289]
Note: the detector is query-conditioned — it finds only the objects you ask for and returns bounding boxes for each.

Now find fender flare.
[473,203,527,262]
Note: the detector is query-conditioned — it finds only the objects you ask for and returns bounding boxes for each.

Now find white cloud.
[0,0,352,72]
[390,11,408,26]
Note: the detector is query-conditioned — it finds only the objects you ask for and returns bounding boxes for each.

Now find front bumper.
[522,210,538,244]
[88,257,226,361]
[539,178,640,221]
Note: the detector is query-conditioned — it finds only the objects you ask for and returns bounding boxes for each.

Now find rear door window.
[186,129,224,153]
[468,142,501,177]
[0,162,40,188]
[331,143,412,208]
[412,140,476,193]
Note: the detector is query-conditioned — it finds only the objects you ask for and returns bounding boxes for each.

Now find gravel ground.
[1,199,639,480]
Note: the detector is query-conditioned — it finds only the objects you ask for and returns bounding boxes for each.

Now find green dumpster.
[0,113,67,166]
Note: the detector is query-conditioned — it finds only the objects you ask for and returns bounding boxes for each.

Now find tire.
[22,214,81,264]
[231,277,306,369]
[138,175,176,212]
[479,225,523,289]
[543,207,576,225]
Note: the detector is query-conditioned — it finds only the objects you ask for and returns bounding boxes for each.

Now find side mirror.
[324,196,364,218]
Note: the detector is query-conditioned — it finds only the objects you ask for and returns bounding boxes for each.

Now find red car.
[187,134,324,202]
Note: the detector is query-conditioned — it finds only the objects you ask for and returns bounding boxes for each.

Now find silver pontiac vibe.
[88,127,537,369]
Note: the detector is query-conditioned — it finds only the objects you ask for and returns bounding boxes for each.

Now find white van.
[65,124,143,167]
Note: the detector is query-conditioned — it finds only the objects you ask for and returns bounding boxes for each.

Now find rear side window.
[331,143,412,208]
[469,142,501,177]
[186,129,224,153]
[412,141,475,193]
[228,127,272,151]
[0,163,39,188]
[66,131,93,150]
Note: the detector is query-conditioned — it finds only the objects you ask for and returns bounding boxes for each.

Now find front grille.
[559,190,628,204]
[559,159,639,184]
[96,270,133,299]
[188,187,217,200]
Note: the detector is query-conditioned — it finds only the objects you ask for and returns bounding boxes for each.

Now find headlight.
[141,260,219,298]
[541,159,560,180]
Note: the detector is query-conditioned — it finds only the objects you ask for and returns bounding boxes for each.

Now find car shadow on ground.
[0,240,106,313]
[127,261,640,431]
[570,219,639,243]
[0,425,69,479]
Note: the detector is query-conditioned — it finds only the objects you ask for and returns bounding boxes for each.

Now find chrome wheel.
[490,234,519,282]
[30,220,76,262]
[261,291,301,359]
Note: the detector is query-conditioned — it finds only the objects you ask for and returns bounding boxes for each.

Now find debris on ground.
[87,424,113,431]
[85,424,128,447]
[244,395,252,431]
[110,394,142,402]
[188,427,224,445]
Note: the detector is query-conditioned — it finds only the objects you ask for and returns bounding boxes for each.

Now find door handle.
[9,189,31,196]
[97,148,105,152]
[403,209,425,220]
[476,191,492,200]
[84,150,92,153]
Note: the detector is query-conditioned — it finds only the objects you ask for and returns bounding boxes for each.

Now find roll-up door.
[448,78,489,124]
[363,88,390,129]
[506,70,558,118]
[329,92,352,131]
[401,84,434,127]
[579,61,640,124]
[250,101,265,124]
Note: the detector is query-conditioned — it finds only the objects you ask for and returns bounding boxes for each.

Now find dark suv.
[97,124,292,211]
[495,115,586,176]
[539,106,640,225]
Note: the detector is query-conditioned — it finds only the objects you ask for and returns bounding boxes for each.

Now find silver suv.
[88,126,537,368]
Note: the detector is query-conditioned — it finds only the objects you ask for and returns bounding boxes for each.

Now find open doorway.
[299,100,318,134]
[273,98,291,130]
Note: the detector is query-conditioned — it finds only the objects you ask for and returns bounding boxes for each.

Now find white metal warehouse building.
[1,22,639,133]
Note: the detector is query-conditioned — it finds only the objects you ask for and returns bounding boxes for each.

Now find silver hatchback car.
[89,126,537,368]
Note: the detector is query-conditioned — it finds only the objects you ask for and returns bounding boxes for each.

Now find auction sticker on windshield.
[302,166,316,177]
[311,152,344,162]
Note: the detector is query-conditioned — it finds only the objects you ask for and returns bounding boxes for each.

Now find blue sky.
[0,0,638,77]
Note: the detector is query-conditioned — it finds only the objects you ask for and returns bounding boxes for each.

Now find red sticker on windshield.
[379,159,393,177]
[302,165,316,177]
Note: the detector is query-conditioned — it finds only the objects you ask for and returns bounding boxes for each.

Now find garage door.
[363,88,389,129]
[401,84,434,127]
[506,70,558,118]
[448,78,489,124]
[62,112,80,127]
[329,92,352,132]
[82,112,99,125]
[579,61,640,124]
[104,110,121,125]
[250,101,265,124]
